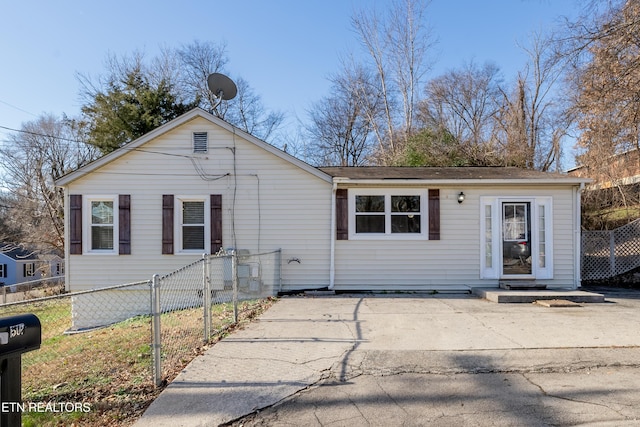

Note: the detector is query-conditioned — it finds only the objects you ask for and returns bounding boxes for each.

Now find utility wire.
[0,99,38,117]
[0,124,88,144]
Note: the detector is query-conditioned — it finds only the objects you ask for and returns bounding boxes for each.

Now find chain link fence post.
[151,274,162,387]
[203,253,211,342]
[232,249,238,323]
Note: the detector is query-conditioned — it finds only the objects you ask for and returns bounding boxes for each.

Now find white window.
[84,196,118,254]
[193,132,208,153]
[176,196,210,253]
[349,190,427,240]
[24,263,35,277]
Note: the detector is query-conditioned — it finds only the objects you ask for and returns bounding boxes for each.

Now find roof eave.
[332,177,593,186]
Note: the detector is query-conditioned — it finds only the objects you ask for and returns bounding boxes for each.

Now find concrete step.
[499,280,547,290]
[473,288,606,304]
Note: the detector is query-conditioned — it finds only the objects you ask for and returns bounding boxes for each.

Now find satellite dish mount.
[207,73,237,110]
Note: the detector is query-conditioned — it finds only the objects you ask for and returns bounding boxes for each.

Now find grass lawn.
[1,297,275,426]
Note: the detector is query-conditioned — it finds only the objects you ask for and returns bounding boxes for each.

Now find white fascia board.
[332,177,593,186]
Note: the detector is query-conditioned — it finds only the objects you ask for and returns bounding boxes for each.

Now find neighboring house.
[0,246,41,290]
[55,108,591,296]
[568,147,640,190]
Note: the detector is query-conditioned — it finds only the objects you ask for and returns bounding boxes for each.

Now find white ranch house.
[56,108,590,295]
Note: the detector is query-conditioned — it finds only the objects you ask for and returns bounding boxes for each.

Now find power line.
[0,99,38,117]
[0,125,88,144]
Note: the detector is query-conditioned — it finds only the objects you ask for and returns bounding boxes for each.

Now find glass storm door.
[502,202,532,276]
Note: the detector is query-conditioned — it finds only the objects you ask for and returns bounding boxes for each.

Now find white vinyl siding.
[61,112,581,293]
[65,117,332,291]
[335,187,574,291]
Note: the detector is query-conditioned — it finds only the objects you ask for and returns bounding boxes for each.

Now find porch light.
[457,192,465,204]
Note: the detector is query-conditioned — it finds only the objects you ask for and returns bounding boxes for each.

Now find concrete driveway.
[135,288,640,426]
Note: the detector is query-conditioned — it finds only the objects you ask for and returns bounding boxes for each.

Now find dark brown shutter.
[210,194,223,253]
[69,194,83,254]
[119,195,131,255]
[162,195,174,254]
[428,189,440,240]
[336,189,348,240]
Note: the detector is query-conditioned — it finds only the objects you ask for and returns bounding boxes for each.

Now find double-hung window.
[85,196,118,253]
[23,263,35,277]
[350,190,426,239]
[176,197,210,253]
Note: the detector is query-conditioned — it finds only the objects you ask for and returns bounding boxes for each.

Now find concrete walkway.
[134,288,640,426]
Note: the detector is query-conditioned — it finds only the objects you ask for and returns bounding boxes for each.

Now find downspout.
[329,181,337,290]
[574,183,585,289]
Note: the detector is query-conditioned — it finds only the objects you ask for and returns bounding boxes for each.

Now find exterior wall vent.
[193,132,208,153]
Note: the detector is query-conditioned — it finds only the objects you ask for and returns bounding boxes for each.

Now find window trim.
[83,195,119,255]
[175,195,211,254]
[348,189,428,240]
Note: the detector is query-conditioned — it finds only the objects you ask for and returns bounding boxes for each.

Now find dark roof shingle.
[319,166,585,181]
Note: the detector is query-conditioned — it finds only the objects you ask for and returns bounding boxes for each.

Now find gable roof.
[320,166,591,185]
[55,108,332,186]
[0,245,37,261]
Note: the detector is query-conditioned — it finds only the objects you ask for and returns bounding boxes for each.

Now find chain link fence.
[151,249,281,384]
[0,249,281,424]
[0,276,65,304]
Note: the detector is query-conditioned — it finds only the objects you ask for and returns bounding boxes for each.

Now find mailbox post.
[0,314,41,427]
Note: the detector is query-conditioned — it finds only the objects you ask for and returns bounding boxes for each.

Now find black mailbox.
[0,314,41,427]
[0,314,41,357]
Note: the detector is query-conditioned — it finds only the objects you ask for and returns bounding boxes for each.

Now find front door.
[501,202,532,276]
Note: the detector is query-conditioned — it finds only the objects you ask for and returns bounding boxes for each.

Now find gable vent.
[193,132,208,153]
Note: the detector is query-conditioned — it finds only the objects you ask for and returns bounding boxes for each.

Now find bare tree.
[0,115,99,252]
[306,63,380,166]
[496,32,570,171]
[351,0,434,162]
[175,40,229,113]
[222,77,285,142]
[419,61,504,165]
[77,41,284,145]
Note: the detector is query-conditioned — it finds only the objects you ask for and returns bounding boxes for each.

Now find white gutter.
[574,182,585,289]
[329,181,337,290]
[331,178,591,186]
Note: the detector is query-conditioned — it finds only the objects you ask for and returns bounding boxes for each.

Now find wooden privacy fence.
[582,219,640,280]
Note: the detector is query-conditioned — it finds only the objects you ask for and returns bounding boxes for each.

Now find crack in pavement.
[520,372,635,421]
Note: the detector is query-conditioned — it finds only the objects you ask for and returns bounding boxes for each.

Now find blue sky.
[1,0,582,161]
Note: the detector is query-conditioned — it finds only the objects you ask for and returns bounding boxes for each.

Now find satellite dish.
[207,73,237,101]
